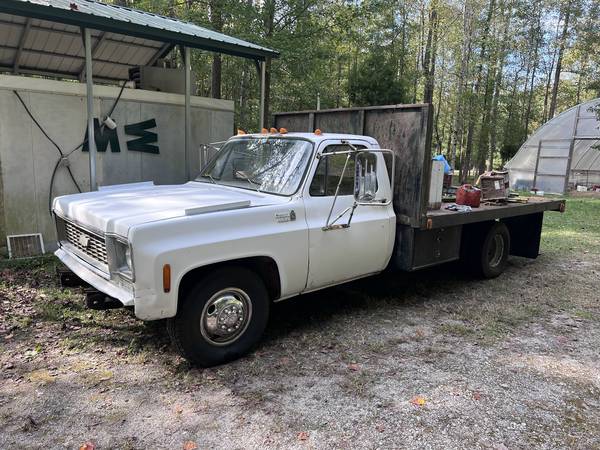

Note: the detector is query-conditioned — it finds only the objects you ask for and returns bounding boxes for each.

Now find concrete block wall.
[0,74,234,252]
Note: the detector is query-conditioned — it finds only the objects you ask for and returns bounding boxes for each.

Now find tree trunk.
[450,0,473,170]
[524,4,542,136]
[488,2,511,170]
[434,48,446,152]
[461,0,496,181]
[422,4,438,104]
[209,0,223,99]
[548,0,572,119]
[261,0,275,127]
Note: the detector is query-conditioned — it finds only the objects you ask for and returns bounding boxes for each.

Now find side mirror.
[355,152,378,202]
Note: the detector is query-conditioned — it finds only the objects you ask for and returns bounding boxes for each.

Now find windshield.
[196,137,313,196]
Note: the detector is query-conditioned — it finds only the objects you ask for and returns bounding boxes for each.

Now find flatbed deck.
[424,198,565,229]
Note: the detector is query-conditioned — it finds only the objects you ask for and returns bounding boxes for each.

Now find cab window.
[309,144,365,196]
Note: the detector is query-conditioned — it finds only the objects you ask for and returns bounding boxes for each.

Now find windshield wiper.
[234,170,261,192]
[199,173,217,184]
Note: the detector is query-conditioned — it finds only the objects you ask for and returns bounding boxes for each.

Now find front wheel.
[167,267,269,367]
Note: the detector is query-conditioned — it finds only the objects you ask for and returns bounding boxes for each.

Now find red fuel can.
[456,184,481,208]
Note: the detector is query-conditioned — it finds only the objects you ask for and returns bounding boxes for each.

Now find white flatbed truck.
[54,103,564,366]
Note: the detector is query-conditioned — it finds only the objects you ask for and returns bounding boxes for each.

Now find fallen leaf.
[348,363,360,371]
[473,391,482,401]
[183,441,198,450]
[174,405,184,415]
[375,424,385,432]
[98,370,113,381]
[410,396,426,407]
[79,442,95,450]
[27,369,56,385]
[297,431,309,441]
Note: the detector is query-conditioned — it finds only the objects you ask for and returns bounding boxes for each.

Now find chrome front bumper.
[55,248,134,306]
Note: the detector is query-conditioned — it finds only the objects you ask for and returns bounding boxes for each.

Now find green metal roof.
[0,0,278,60]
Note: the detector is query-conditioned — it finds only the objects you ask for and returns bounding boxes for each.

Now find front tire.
[167,266,269,367]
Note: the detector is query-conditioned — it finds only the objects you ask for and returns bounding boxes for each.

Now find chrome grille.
[60,219,108,266]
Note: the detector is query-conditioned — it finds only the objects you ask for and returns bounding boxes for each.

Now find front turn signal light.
[163,264,171,293]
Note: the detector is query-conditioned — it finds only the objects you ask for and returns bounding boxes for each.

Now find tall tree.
[548,0,573,119]
[209,0,223,99]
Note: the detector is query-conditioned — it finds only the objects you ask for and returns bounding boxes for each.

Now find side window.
[309,145,364,196]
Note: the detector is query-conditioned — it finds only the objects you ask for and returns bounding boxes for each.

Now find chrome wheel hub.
[200,288,252,346]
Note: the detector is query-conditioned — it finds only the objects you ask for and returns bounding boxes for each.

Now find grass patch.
[541,197,600,254]
[0,254,58,271]
[439,322,474,336]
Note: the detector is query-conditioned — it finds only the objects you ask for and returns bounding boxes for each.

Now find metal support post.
[184,46,192,179]
[259,60,266,130]
[84,28,97,191]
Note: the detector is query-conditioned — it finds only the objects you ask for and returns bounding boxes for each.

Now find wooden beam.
[13,18,31,74]
[0,44,133,69]
[0,64,124,83]
[146,43,174,67]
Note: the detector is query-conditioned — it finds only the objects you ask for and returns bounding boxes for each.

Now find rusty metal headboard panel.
[274,104,433,227]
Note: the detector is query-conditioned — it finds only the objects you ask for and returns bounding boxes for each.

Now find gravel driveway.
[1,202,599,449]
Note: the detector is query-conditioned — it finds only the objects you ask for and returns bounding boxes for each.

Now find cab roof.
[232,132,379,146]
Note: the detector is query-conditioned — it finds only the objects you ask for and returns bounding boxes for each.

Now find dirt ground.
[1,198,599,449]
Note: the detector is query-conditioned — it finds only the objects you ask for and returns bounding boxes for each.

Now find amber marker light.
[279,127,288,134]
[163,264,171,293]
[314,129,322,135]
[237,129,246,135]
[261,128,268,134]
[269,127,278,133]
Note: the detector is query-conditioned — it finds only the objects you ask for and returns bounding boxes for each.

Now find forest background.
[109,0,599,178]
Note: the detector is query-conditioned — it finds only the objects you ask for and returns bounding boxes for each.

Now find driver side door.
[303,140,394,291]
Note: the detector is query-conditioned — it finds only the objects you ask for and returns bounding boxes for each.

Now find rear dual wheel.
[462,222,511,278]
[480,222,510,278]
[167,267,269,367]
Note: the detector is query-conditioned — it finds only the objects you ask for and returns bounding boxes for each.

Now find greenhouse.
[506,98,600,193]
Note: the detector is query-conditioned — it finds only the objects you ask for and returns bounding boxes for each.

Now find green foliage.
[348,48,408,106]
[107,0,597,166]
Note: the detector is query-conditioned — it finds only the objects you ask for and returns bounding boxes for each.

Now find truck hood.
[53,181,286,237]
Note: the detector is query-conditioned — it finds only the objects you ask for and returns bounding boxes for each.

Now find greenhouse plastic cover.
[505,98,600,193]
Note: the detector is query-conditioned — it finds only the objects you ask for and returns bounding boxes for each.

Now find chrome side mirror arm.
[320,144,395,231]
[323,152,353,231]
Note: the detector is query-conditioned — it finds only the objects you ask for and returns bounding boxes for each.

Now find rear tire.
[167,266,269,367]
[478,222,510,278]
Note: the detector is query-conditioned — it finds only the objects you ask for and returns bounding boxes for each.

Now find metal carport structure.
[0,0,278,190]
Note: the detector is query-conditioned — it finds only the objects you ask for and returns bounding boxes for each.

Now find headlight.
[113,240,134,280]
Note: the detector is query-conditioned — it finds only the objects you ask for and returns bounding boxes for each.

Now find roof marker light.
[269,127,278,134]
[237,129,246,135]
[314,129,322,135]
[279,127,288,134]
[261,128,268,134]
